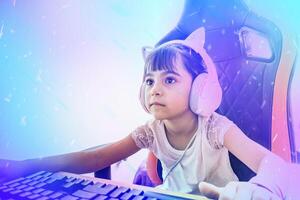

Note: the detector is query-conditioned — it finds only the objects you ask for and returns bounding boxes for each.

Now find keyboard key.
[130,189,144,196]
[23,186,35,191]
[132,196,145,200]
[35,182,47,188]
[93,195,108,200]
[42,172,53,177]
[32,188,46,194]
[49,192,63,198]
[16,184,28,190]
[32,175,44,181]
[26,171,46,179]
[3,177,25,186]
[19,191,32,197]
[22,179,33,184]
[72,190,98,199]
[60,195,79,200]
[28,194,41,199]
[28,180,39,186]
[2,187,14,192]
[10,189,23,195]
[39,177,50,182]
[8,182,20,188]
[66,177,76,183]
[94,182,105,188]
[63,182,76,188]
[81,180,92,186]
[109,186,129,198]
[121,189,144,199]
[120,192,134,200]
[73,178,83,184]
[99,184,117,195]
[82,183,104,194]
[49,172,66,180]
[0,185,8,190]
[45,178,57,184]
[40,190,54,196]
[36,197,50,200]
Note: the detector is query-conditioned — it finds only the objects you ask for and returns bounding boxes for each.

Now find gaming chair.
[132,0,298,184]
[94,0,298,185]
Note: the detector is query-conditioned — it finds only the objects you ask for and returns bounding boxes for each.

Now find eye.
[145,78,154,86]
[165,77,176,84]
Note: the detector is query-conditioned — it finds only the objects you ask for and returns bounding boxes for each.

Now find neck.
[163,111,198,137]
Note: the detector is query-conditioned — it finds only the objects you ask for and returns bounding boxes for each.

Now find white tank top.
[131,112,238,194]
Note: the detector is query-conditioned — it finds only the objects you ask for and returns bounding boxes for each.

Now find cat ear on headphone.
[184,27,218,81]
[183,27,205,54]
[158,27,206,55]
[142,46,153,61]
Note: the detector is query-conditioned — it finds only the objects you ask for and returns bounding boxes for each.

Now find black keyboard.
[0,171,207,200]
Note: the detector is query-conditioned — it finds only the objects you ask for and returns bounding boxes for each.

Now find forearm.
[22,151,99,175]
[2,135,139,178]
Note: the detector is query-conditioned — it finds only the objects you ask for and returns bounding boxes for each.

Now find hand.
[198,181,281,200]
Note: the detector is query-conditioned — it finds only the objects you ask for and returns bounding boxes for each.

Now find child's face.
[144,56,193,120]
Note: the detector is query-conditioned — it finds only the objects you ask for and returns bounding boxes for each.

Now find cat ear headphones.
[139,27,222,117]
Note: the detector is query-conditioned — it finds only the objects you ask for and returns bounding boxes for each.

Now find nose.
[150,82,162,96]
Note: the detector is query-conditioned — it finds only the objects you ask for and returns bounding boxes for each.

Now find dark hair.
[143,43,207,80]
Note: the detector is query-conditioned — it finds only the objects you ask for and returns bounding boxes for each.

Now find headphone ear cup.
[139,83,150,113]
[190,73,222,117]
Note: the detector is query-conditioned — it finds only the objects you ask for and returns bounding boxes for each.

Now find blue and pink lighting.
[0,0,299,183]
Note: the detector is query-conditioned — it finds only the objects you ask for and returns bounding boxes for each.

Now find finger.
[270,194,281,200]
[252,188,269,200]
[234,183,253,200]
[199,182,222,200]
[219,181,238,200]
[252,186,281,200]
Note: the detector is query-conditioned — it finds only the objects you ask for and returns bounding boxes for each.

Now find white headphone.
[140,27,222,117]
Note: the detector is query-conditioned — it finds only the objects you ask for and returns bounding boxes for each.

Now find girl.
[0,28,296,200]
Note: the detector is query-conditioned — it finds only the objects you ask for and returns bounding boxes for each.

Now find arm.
[199,156,300,200]
[199,126,291,199]
[223,125,274,173]
[223,126,291,199]
[1,134,140,178]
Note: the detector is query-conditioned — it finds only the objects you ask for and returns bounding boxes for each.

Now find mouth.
[150,102,165,107]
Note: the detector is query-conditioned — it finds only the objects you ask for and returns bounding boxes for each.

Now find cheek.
[177,94,190,107]
[181,86,192,107]
[170,87,191,106]
[144,89,151,107]
[179,84,192,99]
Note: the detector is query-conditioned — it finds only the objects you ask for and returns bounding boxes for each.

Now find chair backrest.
[155,0,297,181]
